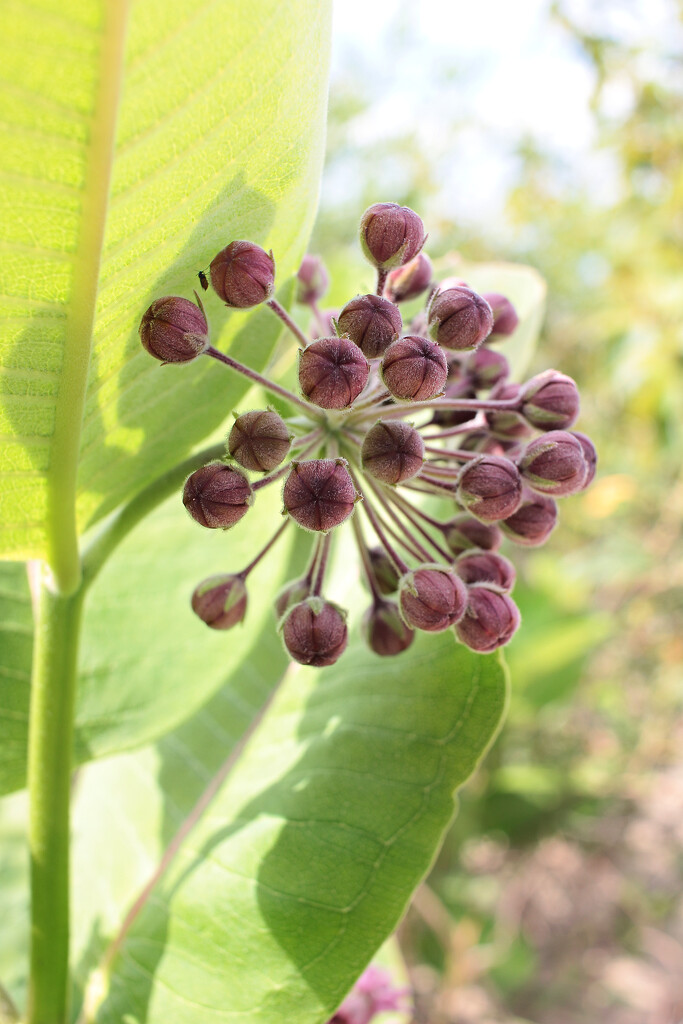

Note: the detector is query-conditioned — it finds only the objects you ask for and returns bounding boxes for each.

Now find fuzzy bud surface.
[183,463,252,529]
[428,286,493,351]
[228,410,291,472]
[381,335,447,402]
[191,574,247,630]
[456,585,521,652]
[209,240,275,308]
[360,202,426,269]
[281,597,348,666]
[299,336,370,409]
[456,455,523,522]
[336,294,402,359]
[361,420,424,484]
[139,295,208,363]
[283,459,358,532]
[399,565,468,632]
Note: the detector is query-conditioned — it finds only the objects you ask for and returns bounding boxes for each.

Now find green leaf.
[0,0,331,574]
[70,633,507,1024]
[0,485,304,796]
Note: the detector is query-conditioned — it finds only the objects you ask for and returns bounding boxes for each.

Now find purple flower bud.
[363,600,415,656]
[456,585,521,652]
[361,420,424,485]
[455,551,516,592]
[296,253,329,305]
[501,490,558,546]
[521,370,580,430]
[281,597,348,667]
[139,295,209,363]
[485,382,532,441]
[399,565,468,632]
[570,431,598,489]
[228,410,291,472]
[427,286,493,352]
[456,455,523,522]
[274,576,313,619]
[443,515,503,556]
[384,253,433,303]
[336,294,402,359]
[282,458,358,532]
[329,965,408,1024]
[463,347,510,391]
[191,574,247,630]
[359,202,426,270]
[367,547,401,595]
[209,240,275,308]
[482,292,519,338]
[381,335,448,402]
[183,463,253,529]
[298,337,370,409]
[519,430,588,497]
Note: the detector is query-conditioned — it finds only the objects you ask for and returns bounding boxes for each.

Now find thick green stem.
[27,572,85,1024]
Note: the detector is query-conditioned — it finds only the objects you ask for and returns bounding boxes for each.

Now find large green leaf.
[0,0,331,564]
[68,633,507,1024]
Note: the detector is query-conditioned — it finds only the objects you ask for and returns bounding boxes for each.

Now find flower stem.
[240,520,290,578]
[27,571,85,1024]
[205,345,319,416]
[266,298,310,349]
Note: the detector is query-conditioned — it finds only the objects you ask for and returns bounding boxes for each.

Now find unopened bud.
[521,370,580,430]
[191,574,247,630]
[455,585,521,652]
[363,601,415,656]
[360,202,426,270]
[281,597,348,667]
[443,515,503,556]
[463,347,510,391]
[482,292,519,338]
[456,455,523,522]
[381,335,448,402]
[427,286,493,351]
[298,337,369,409]
[183,463,253,529]
[139,295,208,363]
[228,410,291,472]
[296,253,329,305]
[367,547,400,595]
[570,431,598,489]
[519,431,587,497]
[455,551,516,592]
[336,294,402,359]
[209,240,275,308]
[399,565,467,632]
[485,382,533,441]
[384,253,433,303]
[274,576,312,619]
[282,458,358,532]
[361,420,424,484]
[501,491,558,546]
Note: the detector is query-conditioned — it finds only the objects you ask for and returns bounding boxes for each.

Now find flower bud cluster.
[139,200,596,669]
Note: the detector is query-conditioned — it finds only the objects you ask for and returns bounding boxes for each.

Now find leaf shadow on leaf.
[96,637,506,1024]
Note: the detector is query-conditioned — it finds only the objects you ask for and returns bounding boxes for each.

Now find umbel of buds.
[140,198,596,666]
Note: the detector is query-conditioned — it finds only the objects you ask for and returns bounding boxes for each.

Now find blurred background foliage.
[313,0,683,1021]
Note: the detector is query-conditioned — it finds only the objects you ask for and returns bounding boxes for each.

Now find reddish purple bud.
[191,574,247,630]
[329,965,408,1024]
[183,463,253,529]
[519,431,588,497]
[482,292,519,338]
[228,410,291,472]
[456,455,523,522]
[384,253,433,303]
[455,551,516,592]
[281,597,348,667]
[485,381,533,441]
[443,515,503,556]
[521,370,580,430]
[274,576,313,619]
[456,585,521,652]
[427,286,493,352]
[296,253,329,305]
[570,431,598,489]
[298,337,369,409]
[282,458,358,532]
[463,347,510,391]
[399,565,468,632]
[209,240,275,308]
[363,600,415,657]
[501,490,558,546]
[361,420,424,484]
[139,295,208,363]
[336,294,402,359]
[381,335,448,402]
[367,547,401,595]
[360,202,426,270]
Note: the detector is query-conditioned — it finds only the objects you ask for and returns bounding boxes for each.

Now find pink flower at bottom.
[328,965,410,1024]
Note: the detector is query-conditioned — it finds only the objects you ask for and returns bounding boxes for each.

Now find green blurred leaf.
[69,634,507,1024]
[0,0,331,560]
